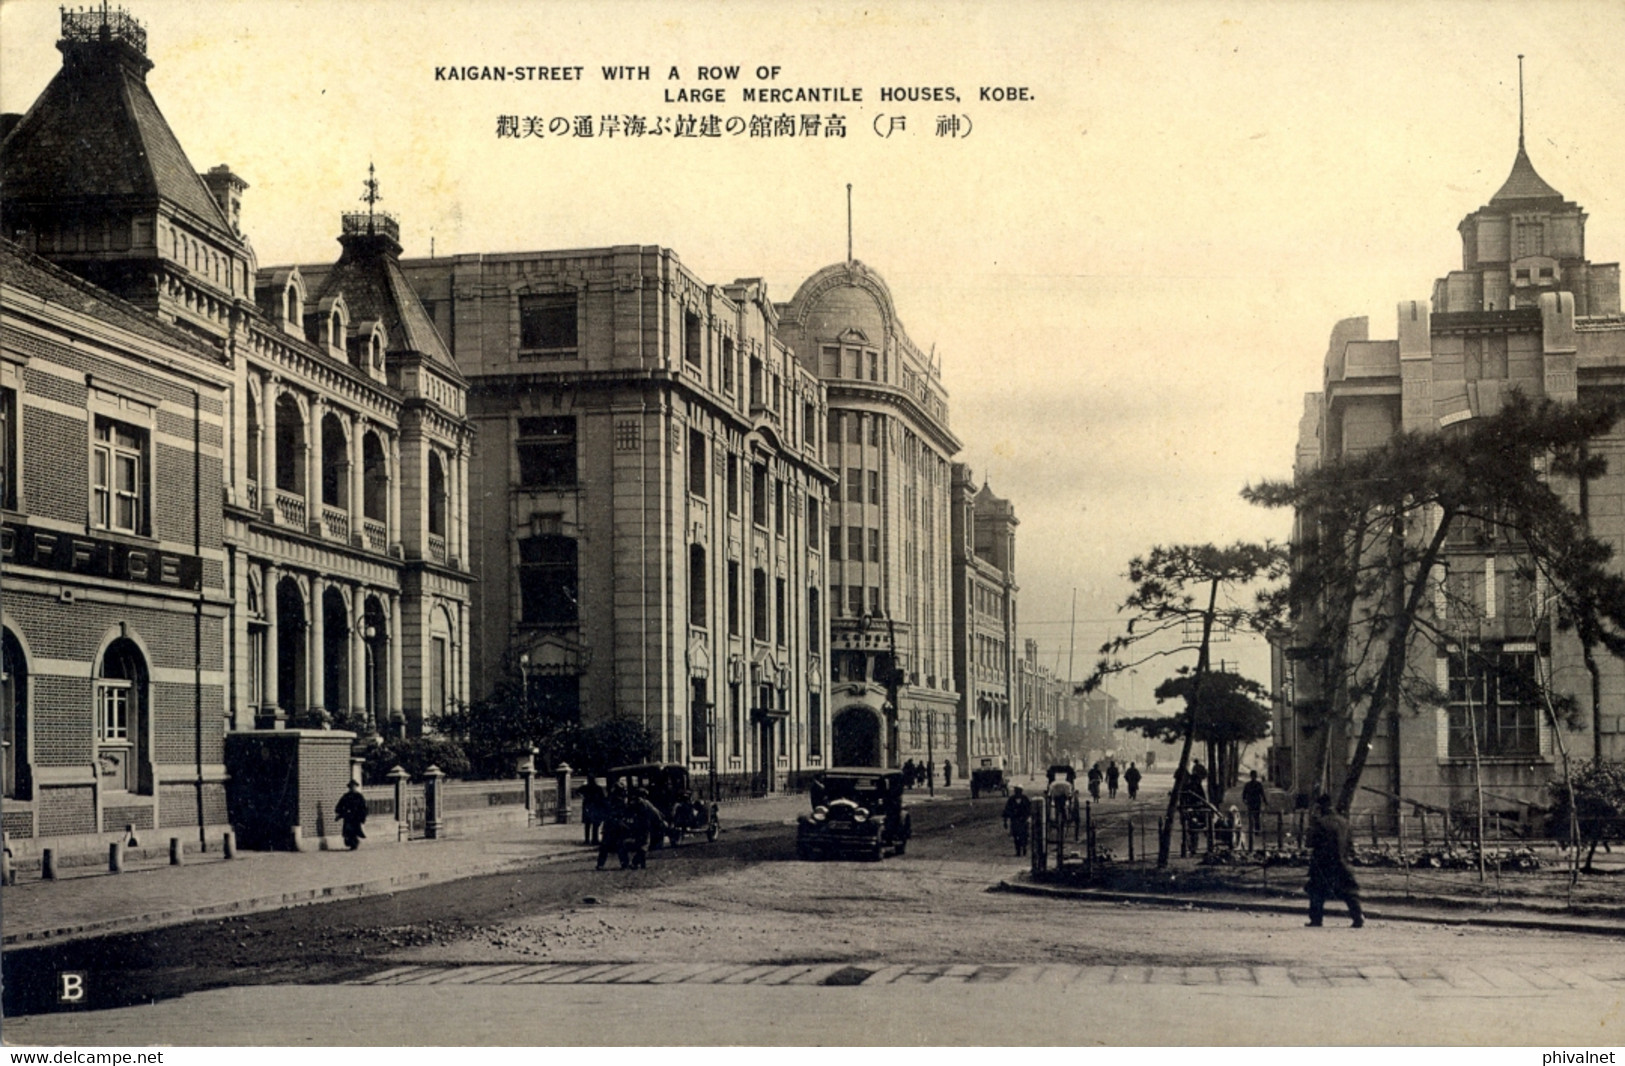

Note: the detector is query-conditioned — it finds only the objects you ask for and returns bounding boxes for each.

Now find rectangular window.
[752,463,768,527]
[803,403,816,444]
[1446,649,1539,757]
[728,561,740,636]
[92,417,147,535]
[722,336,736,393]
[848,414,862,445]
[848,526,864,562]
[848,585,864,618]
[688,428,707,497]
[691,679,710,759]
[774,479,785,535]
[831,582,843,617]
[869,414,880,446]
[830,525,843,560]
[519,534,578,624]
[516,417,576,488]
[729,682,742,757]
[808,693,822,758]
[430,636,448,720]
[808,589,821,653]
[868,471,880,505]
[689,545,707,628]
[726,455,739,514]
[869,586,881,615]
[822,346,840,378]
[868,352,879,381]
[827,412,842,444]
[846,467,862,504]
[753,569,768,642]
[519,294,577,352]
[0,387,15,510]
[775,577,786,646]
[98,681,131,740]
[869,527,881,562]
[807,497,820,548]
[750,357,763,407]
[684,310,703,367]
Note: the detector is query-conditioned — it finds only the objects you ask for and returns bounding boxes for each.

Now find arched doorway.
[97,638,149,794]
[361,595,388,734]
[2,628,29,799]
[276,577,307,718]
[832,706,881,767]
[322,586,350,718]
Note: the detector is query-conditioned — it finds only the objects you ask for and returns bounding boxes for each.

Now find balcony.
[428,533,447,564]
[274,490,306,529]
[362,519,387,553]
[322,506,349,543]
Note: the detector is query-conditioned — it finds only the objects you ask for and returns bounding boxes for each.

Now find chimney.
[202,165,248,235]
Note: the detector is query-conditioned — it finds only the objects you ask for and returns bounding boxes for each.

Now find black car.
[796,768,912,861]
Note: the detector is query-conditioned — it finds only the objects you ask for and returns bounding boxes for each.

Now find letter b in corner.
[57,971,86,1004]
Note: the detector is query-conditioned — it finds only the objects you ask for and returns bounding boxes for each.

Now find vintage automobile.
[606,762,719,846]
[969,760,1009,799]
[796,767,912,861]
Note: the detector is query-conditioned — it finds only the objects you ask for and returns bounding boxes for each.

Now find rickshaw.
[606,762,720,846]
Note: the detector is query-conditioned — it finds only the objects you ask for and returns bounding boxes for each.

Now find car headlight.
[853,809,869,823]
[812,809,827,822]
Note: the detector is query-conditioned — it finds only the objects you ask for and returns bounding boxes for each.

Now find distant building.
[778,261,962,770]
[397,250,833,790]
[950,466,1018,776]
[1282,120,1625,819]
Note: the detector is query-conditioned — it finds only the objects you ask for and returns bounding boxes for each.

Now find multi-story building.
[778,260,962,770]
[397,249,833,792]
[950,465,1018,776]
[1283,123,1625,818]
[1015,639,1064,774]
[1,6,472,849]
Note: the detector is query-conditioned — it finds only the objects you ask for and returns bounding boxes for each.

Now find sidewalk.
[0,791,816,947]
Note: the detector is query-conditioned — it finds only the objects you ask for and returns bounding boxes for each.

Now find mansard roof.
[0,25,237,243]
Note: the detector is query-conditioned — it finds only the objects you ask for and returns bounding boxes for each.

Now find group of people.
[899,759,950,789]
[1082,759,1141,801]
[577,776,671,870]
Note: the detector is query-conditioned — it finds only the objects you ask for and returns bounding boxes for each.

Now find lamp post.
[518,651,531,727]
[707,703,718,803]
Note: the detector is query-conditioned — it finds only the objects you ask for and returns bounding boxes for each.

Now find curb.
[992,880,1625,938]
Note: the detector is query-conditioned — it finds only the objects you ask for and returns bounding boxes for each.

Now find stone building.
[1015,639,1064,775]
[0,6,472,850]
[778,261,962,771]
[950,465,1018,776]
[1281,122,1625,819]
[397,249,833,791]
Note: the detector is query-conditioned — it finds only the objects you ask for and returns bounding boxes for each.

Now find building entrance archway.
[832,706,882,767]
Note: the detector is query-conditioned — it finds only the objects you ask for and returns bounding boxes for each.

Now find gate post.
[517,747,537,824]
[388,764,409,841]
[554,762,572,825]
[423,765,446,839]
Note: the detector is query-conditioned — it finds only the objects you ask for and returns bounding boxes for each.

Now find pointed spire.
[1490,55,1563,204]
[1518,54,1525,151]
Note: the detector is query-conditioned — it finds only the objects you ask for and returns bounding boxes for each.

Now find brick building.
[1,7,472,850]
[778,260,963,772]
[951,466,1018,777]
[396,249,833,792]
[1280,122,1625,818]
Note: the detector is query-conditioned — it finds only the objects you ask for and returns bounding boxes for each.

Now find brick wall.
[37,785,94,837]
[20,405,85,523]
[31,674,93,765]
[158,783,227,829]
[298,735,352,839]
[104,803,154,832]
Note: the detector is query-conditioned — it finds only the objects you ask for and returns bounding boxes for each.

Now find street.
[4,794,1623,1044]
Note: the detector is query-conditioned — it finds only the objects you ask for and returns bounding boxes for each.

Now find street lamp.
[518,652,531,739]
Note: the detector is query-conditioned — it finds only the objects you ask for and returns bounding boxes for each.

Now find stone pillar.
[351,417,367,544]
[388,764,409,841]
[455,446,469,565]
[263,377,280,510]
[389,594,404,736]
[388,431,402,554]
[423,764,445,839]
[309,574,326,720]
[554,762,572,824]
[350,585,367,724]
[309,397,326,531]
[261,564,282,728]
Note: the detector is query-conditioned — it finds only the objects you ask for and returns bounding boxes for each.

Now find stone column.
[388,431,402,555]
[263,564,282,728]
[263,377,280,511]
[309,397,326,532]
[351,416,367,544]
[350,585,367,724]
[389,594,404,735]
[309,574,326,720]
[455,445,469,566]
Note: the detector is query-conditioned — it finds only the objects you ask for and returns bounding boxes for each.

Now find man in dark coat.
[335,781,368,850]
[1086,764,1103,801]
[596,785,628,869]
[578,776,607,844]
[1241,770,1267,848]
[1002,786,1033,856]
[1106,760,1120,799]
[617,788,669,870]
[943,761,952,788]
[1124,762,1141,800]
[1305,794,1364,927]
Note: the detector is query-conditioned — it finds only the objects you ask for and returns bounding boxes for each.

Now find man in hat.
[1305,794,1364,928]
[1002,786,1033,856]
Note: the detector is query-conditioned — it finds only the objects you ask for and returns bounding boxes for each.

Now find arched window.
[330,311,343,348]
[97,639,149,794]
[689,544,707,628]
[2,629,29,800]
[274,393,306,494]
[245,390,260,484]
[362,432,388,524]
[370,332,383,370]
[285,283,301,325]
[320,413,348,508]
[427,452,447,537]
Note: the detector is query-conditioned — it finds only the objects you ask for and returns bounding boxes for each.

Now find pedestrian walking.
[1002,786,1033,856]
[1086,763,1102,801]
[579,775,607,844]
[942,761,952,788]
[1304,794,1364,928]
[335,781,368,851]
[618,788,669,870]
[596,785,628,869]
[1124,762,1141,800]
[1241,770,1266,848]
[1106,760,1120,799]
[903,759,917,789]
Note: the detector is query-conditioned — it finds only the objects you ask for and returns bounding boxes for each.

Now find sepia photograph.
[1,0,1623,1050]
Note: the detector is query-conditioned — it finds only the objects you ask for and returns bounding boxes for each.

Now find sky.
[5,0,1625,713]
